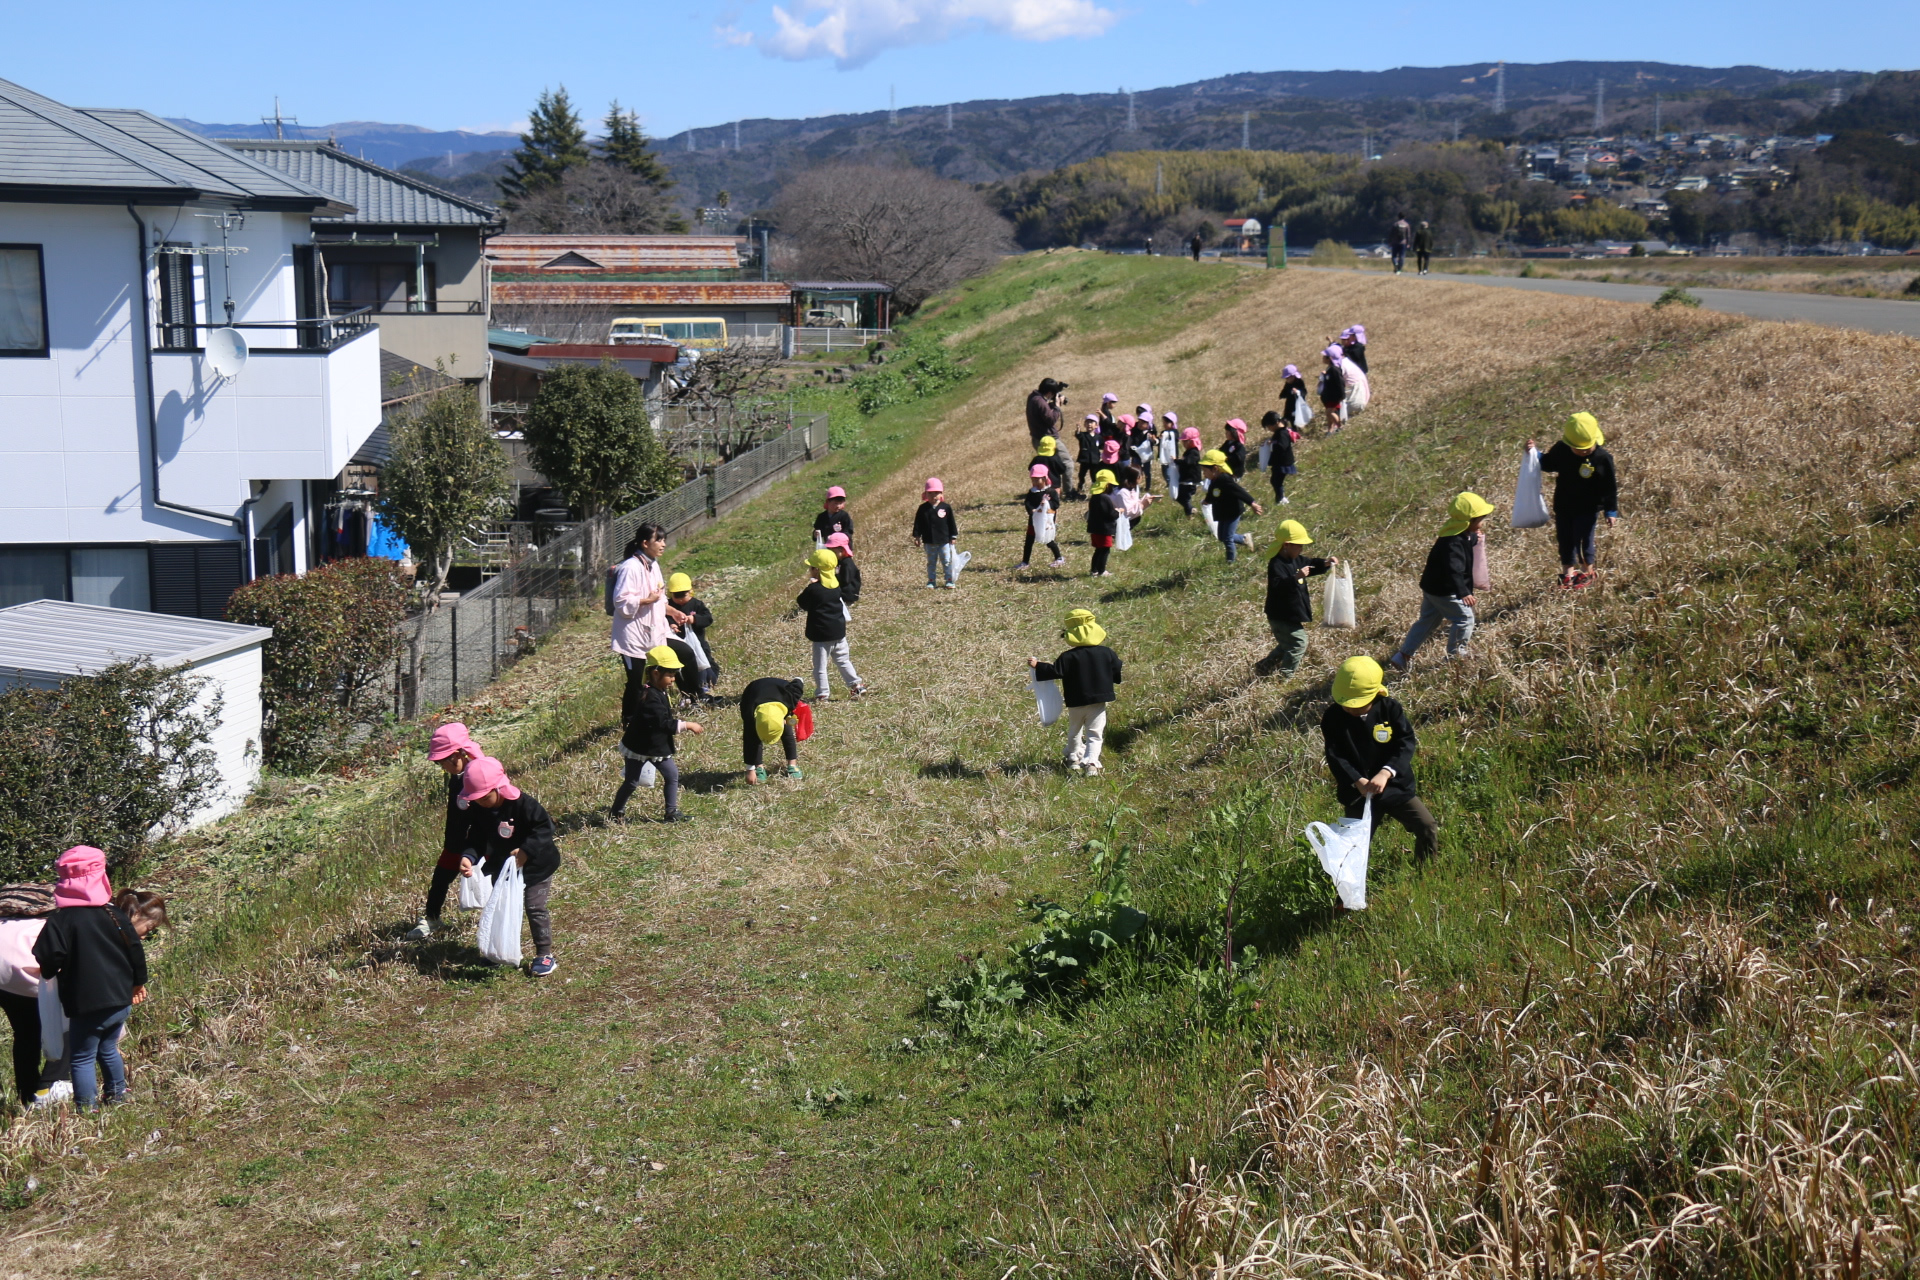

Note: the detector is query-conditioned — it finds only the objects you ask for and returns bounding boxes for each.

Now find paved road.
[1298,267,1920,338]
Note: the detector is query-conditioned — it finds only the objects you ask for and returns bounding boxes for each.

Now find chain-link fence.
[402,413,826,712]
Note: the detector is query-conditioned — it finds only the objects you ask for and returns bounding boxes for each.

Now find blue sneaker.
[530,955,558,977]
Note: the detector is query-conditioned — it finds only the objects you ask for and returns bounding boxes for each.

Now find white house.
[0,599,271,826]
[0,77,382,619]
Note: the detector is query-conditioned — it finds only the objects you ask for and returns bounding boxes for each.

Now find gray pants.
[524,877,553,955]
[812,639,861,697]
[1265,619,1310,675]
[924,542,955,585]
[1395,592,1475,661]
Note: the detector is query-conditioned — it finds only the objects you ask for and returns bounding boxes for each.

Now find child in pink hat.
[911,478,961,588]
[458,758,564,977]
[1018,463,1065,571]
[825,531,861,608]
[813,486,854,549]
[34,847,147,1108]
[408,723,485,939]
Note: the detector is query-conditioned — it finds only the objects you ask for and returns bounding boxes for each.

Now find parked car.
[802,309,847,328]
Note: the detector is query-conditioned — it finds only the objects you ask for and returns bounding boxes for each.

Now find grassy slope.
[4,254,1918,1279]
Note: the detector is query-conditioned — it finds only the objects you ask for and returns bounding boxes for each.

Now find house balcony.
[149,315,382,509]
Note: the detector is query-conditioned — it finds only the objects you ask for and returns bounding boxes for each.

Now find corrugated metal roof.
[0,78,346,211]
[493,281,791,306]
[792,281,893,292]
[0,600,271,683]
[488,327,563,352]
[486,235,745,273]
[225,140,501,226]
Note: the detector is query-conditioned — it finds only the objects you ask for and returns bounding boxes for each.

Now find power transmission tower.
[734,120,741,149]
[686,131,695,152]
[889,86,896,125]
[1653,94,1662,136]
[1594,78,1605,133]
[1493,63,1506,114]
[946,103,953,131]
[1127,91,1136,132]
[1242,111,1250,149]
[1155,160,1163,195]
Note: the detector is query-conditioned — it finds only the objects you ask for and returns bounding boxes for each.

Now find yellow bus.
[609,316,728,349]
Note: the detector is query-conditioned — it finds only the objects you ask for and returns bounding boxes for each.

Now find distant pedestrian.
[1026,378,1067,447]
[1189,232,1203,262]
[32,847,147,1108]
[1530,412,1619,590]
[1413,221,1434,274]
[1388,492,1494,670]
[1028,608,1123,777]
[912,478,961,589]
[1388,214,1411,274]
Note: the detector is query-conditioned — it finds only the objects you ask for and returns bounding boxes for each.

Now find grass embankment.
[3,253,1917,1278]
[1422,253,1920,300]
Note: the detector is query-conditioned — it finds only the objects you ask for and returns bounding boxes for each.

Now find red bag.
[793,701,815,742]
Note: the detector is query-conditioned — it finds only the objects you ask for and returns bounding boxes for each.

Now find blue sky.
[6,0,1915,139]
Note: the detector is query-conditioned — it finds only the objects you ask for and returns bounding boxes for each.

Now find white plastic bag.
[1472,536,1492,593]
[1512,447,1550,529]
[1201,503,1218,537]
[1159,433,1177,465]
[1306,798,1372,910]
[475,858,525,966]
[457,864,492,911]
[1031,674,1064,726]
[1114,517,1134,551]
[950,549,972,581]
[1291,396,1313,430]
[682,629,712,672]
[638,761,660,788]
[1031,507,1056,545]
[1257,441,1272,471]
[1343,362,1371,413]
[1322,563,1357,628]
[37,979,63,1062]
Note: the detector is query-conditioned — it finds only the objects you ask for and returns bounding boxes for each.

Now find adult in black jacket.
[33,846,147,1107]
[1262,409,1297,504]
[1390,492,1492,670]
[1085,470,1121,577]
[740,676,805,782]
[610,646,703,823]
[460,757,564,975]
[1412,221,1434,274]
[1029,608,1123,775]
[797,549,865,700]
[1321,658,1437,861]
[1026,379,1065,446]
[1530,413,1619,588]
[1261,519,1335,677]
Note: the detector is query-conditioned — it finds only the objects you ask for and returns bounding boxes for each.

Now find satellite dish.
[206,327,249,380]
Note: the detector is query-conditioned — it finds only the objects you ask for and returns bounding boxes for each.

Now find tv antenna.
[261,97,298,140]
[192,211,249,324]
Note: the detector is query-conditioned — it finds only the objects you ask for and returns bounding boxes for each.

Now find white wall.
[0,201,380,545]
[183,644,264,827]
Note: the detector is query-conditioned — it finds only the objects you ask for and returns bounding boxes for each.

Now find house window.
[325,260,437,313]
[0,245,48,357]
[157,246,198,351]
[71,548,151,612]
[0,549,67,608]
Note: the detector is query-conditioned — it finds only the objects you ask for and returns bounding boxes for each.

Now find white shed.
[0,600,272,828]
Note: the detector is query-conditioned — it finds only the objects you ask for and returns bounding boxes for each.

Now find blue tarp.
[366,515,409,562]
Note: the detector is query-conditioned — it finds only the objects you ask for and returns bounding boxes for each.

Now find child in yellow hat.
[1201,450,1264,563]
[738,677,805,784]
[1321,657,1437,863]
[1262,519,1338,678]
[1085,469,1121,577]
[610,645,705,824]
[1388,492,1493,671]
[796,549,867,702]
[1028,609,1124,776]
[666,571,719,700]
[1527,413,1619,590]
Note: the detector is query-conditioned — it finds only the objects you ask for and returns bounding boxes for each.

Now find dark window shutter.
[157,249,196,350]
[149,543,244,620]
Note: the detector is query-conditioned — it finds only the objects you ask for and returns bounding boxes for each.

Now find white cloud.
[746,0,1116,68]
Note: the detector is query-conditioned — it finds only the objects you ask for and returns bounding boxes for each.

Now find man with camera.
[1026,378,1069,448]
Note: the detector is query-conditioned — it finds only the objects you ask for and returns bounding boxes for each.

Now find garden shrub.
[226,557,409,770]
[0,661,221,879]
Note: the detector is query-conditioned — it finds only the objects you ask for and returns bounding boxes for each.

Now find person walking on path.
[912,479,961,589]
[1413,221,1434,275]
[739,677,806,784]
[1026,379,1067,447]
[32,847,147,1109]
[1321,657,1438,864]
[797,548,866,701]
[1201,450,1263,562]
[1388,492,1494,670]
[1388,215,1411,274]
[1190,232,1203,262]
[459,758,563,976]
[1260,520,1335,678]
[1530,412,1619,590]
[609,645,704,824]
[407,722,486,941]
[1029,609,1123,777]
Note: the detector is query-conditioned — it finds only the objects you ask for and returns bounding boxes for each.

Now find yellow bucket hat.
[1200,449,1229,468]
[753,701,788,745]
[805,547,839,589]
[1439,491,1496,536]
[1036,435,1058,457]
[1089,468,1117,495]
[644,643,684,671]
[666,572,692,594]
[1061,608,1107,647]
[1562,412,1604,450]
[1332,656,1385,708]
[1276,519,1313,545]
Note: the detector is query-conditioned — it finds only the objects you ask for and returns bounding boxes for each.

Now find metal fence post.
[706,469,718,517]
[449,601,459,699]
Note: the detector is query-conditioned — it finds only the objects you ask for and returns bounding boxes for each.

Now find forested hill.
[651,60,1855,212]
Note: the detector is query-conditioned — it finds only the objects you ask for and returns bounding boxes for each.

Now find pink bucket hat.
[1350,325,1367,342]
[1029,463,1050,479]
[1135,404,1151,418]
[1180,426,1202,446]
[1083,413,1099,423]
[923,477,943,494]
[825,531,851,550]
[427,722,479,762]
[1100,439,1122,462]
[54,846,112,908]
[1101,392,1118,404]
[1324,345,1345,362]
[825,485,846,499]
[458,756,521,804]
[1226,418,1248,440]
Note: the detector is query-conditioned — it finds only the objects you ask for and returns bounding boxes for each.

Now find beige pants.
[1065,703,1108,767]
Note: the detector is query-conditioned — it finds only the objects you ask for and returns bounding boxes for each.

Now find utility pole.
[1594,78,1605,133]
[1242,111,1250,149]
[1493,62,1506,115]
[734,120,741,150]
[889,86,896,126]
[946,103,953,131]
[1654,94,1662,136]
[1127,91,1136,132]
[261,97,297,140]
[1155,160,1163,195]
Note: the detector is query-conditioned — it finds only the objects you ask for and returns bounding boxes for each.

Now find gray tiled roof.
[0,77,347,211]
[226,141,502,227]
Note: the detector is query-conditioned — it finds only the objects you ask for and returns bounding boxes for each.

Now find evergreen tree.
[501,87,590,199]
[598,102,674,189]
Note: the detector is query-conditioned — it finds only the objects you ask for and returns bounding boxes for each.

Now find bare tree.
[659,342,788,459]
[773,164,1015,312]
[507,163,682,234]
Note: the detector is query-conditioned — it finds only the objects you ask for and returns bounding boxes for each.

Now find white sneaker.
[1013,562,1029,571]
[30,1080,72,1109]
[1279,496,1291,505]
[1083,764,1104,777]
[943,582,957,589]
[1049,558,1067,568]
[405,917,438,941]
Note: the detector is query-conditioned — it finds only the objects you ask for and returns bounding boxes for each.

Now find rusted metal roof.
[486,235,746,274]
[493,281,792,306]
[528,343,679,362]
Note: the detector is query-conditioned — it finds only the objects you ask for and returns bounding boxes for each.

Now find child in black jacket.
[1074,416,1101,498]
[797,548,865,700]
[1201,451,1263,562]
[1019,465,1064,570]
[813,486,854,548]
[32,846,147,1108]
[1262,519,1336,678]
[1530,412,1619,589]
[1028,608,1123,776]
[610,645,705,824]
[459,757,563,976]
[1085,469,1121,577]
[1321,657,1437,862]
[740,676,805,783]
[1262,409,1297,505]
[666,572,718,698]
[1389,492,1492,670]
[410,722,485,939]
[911,478,961,589]
[1031,436,1070,498]
[825,532,861,606]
